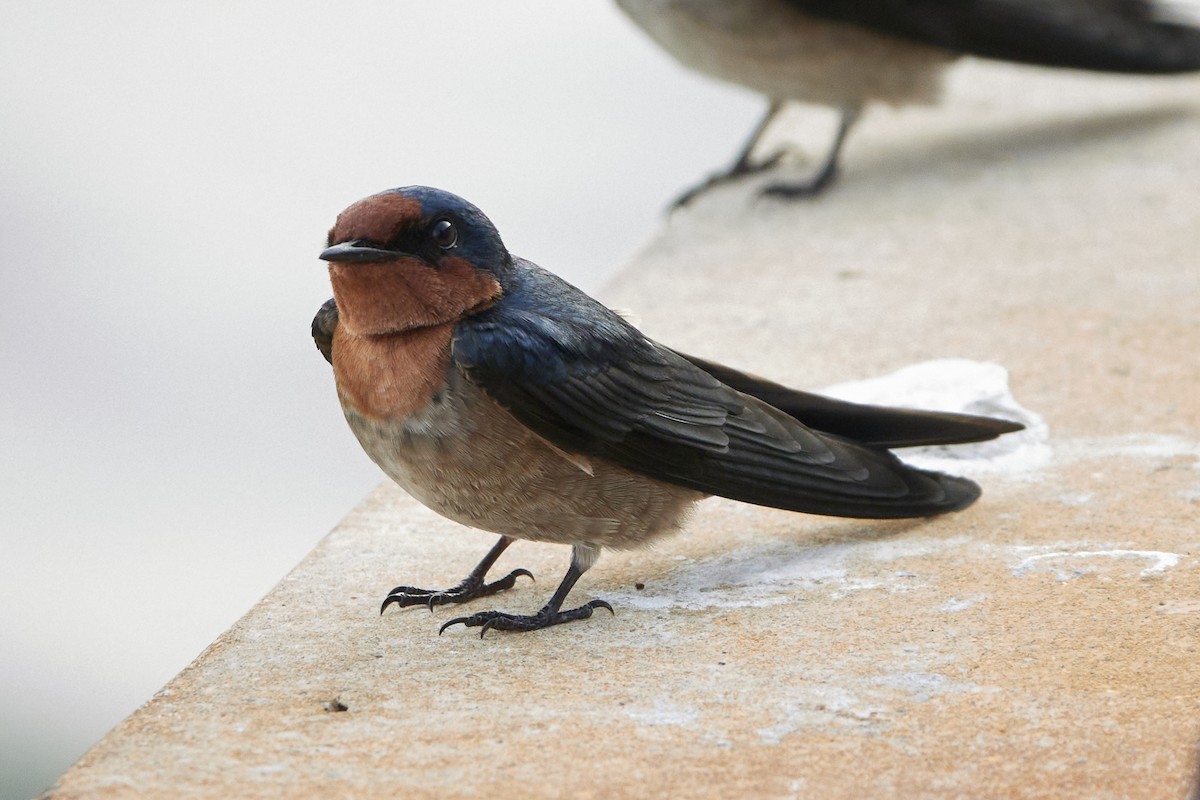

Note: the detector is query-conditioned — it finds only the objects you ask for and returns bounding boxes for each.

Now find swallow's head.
[320,186,508,336]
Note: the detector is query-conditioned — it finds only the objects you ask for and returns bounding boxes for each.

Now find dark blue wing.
[453,261,983,519]
[313,297,338,364]
[786,0,1200,73]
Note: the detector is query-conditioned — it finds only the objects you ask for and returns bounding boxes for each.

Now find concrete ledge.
[46,64,1200,799]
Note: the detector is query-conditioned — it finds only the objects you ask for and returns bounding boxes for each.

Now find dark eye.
[430,219,457,249]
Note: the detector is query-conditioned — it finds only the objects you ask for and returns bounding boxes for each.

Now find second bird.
[617,0,1200,203]
[314,186,1023,637]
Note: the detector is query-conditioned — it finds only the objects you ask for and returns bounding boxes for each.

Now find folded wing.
[453,265,990,519]
[312,297,338,364]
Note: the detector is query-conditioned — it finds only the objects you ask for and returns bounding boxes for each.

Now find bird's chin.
[329,257,501,335]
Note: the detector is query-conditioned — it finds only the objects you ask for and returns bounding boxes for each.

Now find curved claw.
[438,597,614,638]
[485,568,534,593]
[381,565,536,617]
[588,599,615,616]
[380,595,403,615]
[381,590,437,614]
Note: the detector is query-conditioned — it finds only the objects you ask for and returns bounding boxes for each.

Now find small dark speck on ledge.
[324,698,349,713]
[635,582,645,591]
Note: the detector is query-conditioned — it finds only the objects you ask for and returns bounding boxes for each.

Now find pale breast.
[342,366,705,550]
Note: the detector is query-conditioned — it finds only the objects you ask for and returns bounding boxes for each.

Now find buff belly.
[341,368,704,550]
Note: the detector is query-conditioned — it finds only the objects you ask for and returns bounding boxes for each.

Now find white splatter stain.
[606,537,968,611]
[1013,550,1182,580]
[822,359,1051,476]
[607,541,861,611]
[940,594,985,612]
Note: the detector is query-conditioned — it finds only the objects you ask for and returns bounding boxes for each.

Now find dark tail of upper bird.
[786,0,1200,74]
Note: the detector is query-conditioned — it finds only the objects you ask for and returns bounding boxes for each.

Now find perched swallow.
[314,186,1023,636]
[616,0,1200,203]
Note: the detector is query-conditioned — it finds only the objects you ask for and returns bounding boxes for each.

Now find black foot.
[380,568,534,614]
[439,599,614,638]
[672,151,786,209]
[759,165,839,200]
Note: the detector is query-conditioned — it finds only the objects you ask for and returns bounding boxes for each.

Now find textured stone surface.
[46,63,1200,799]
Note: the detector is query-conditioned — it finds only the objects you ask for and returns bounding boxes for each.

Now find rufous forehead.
[329,192,424,245]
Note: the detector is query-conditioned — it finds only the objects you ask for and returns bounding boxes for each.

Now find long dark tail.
[680,352,1024,449]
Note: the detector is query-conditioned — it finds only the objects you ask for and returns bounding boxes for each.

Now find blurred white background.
[0,2,762,796]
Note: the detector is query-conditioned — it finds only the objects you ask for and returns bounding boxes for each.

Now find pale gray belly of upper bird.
[616,0,952,106]
[342,366,703,552]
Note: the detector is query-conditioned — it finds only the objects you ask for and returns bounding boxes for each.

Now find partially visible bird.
[615,0,1200,204]
[313,185,1023,636]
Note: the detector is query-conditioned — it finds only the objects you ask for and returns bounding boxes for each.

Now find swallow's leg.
[380,535,533,613]
[672,100,786,208]
[761,103,862,199]
[440,543,612,637]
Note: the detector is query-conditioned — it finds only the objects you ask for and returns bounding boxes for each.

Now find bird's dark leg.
[672,100,785,208]
[439,542,613,638]
[761,103,862,199]
[381,535,533,614]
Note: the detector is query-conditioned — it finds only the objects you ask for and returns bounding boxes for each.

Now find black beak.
[319,241,403,263]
